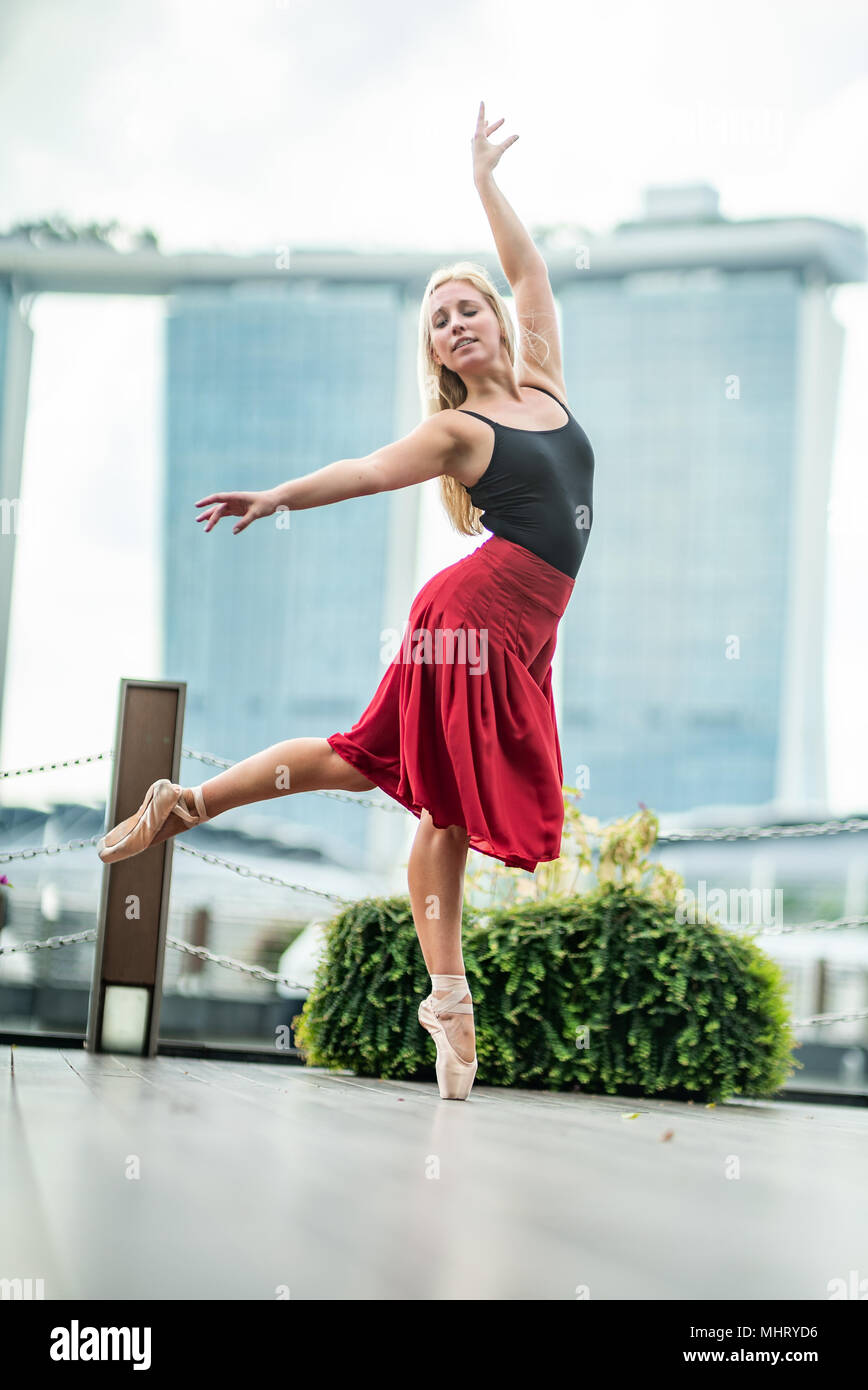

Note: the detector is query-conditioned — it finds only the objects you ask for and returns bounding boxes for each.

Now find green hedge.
[291,881,799,1102]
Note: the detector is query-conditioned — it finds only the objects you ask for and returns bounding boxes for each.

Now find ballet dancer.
[98,101,595,1101]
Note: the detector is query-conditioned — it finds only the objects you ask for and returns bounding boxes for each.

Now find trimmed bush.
[291,879,799,1103]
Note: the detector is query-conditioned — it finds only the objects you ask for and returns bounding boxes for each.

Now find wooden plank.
[1,1044,866,1299]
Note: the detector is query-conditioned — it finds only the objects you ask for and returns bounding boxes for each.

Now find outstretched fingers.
[195,492,241,533]
[195,496,228,532]
[474,99,518,157]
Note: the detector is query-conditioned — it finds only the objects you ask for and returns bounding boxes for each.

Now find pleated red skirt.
[326,534,575,872]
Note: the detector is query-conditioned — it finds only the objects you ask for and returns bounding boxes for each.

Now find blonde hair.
[416,261,549,536]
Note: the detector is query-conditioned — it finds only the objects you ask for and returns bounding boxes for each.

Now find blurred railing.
[2,745,867,1050]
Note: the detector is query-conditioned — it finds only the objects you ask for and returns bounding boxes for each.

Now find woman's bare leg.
[407,811,475,1063]
[151,738,375,845]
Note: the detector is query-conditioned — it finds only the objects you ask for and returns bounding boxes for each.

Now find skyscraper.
[164,278,421,866]
[1,196,863,856]
[550,185,865,822]
[0,279,33,759]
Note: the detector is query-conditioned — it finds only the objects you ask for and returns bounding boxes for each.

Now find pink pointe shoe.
[97,779,210,864]
[418,980,478,1101]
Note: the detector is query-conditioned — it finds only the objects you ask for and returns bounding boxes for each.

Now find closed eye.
[434,308,478,328]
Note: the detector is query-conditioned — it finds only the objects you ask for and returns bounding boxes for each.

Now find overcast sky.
[1,0,866,812]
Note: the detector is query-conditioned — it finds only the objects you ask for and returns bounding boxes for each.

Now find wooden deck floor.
[2,1044,865,1300]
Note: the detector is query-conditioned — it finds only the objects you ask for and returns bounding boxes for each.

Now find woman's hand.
[471,99,518,184]
[194,488,279,534]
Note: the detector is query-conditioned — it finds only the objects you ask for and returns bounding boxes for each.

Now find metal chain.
[0,838,349,905]
[173,842,350,904]
[0,929,306,992]
[0,929,97,955]
[657,817,868,843]
[792,1009,868,1027]
[0,928,306,990]
[0,750,113,779]
[2,930,866,1029]
[165,936,309,991]
[722,914,868,936]
[0,836,349,908]
[1,836,103,862]
[3,745,866,837]
[3,835,868,934]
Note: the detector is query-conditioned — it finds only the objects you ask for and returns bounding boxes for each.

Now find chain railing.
[0,928,308,993]
[0,751,114,779]
[3,744,868,837]
[2,830,867,937]
[0,835,104,862]
[173,842,350,904]
[0,928,865,1031]
[0,835,350,905]
[0,929,97,954]
[2,744,868,1032]
[716,914,868,936]
[164,936,309,990]
[656,816,868,843]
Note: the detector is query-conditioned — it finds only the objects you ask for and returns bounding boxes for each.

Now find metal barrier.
[2,741,868,1038]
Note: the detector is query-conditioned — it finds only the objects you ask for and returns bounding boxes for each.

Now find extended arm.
[472,102,546,287]
[195,413,465,533]
[270,412,462,510]
[471,101,566,387]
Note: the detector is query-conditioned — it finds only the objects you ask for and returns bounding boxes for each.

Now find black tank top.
[457,384,594,580]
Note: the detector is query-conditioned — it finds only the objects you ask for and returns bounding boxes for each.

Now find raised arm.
[472,101,565,390]
[195,413,466,534]
[472,101,544,284]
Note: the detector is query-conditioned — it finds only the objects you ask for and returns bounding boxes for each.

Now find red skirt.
[326,534,575,872]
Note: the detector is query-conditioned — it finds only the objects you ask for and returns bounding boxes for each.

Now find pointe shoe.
[97,779,210,864]
[418,983,478,1101]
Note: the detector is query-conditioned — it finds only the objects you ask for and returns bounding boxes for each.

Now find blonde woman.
[98,101,595,1102]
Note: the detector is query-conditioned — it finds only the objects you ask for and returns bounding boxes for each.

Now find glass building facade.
[557,266,806,820]
[163,280,407,862]
[0,282,8,391]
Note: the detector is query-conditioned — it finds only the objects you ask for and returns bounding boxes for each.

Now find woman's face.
[429,280,500,376]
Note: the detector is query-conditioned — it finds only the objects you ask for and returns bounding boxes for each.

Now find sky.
[0,0,866,811]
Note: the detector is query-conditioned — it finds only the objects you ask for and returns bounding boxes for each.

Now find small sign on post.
[87,678,187,1057]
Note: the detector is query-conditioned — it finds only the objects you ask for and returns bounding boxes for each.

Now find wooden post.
[87,678,186,1056]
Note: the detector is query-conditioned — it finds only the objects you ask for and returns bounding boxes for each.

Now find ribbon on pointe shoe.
[428,974,474,1018]
[173,785,210,826]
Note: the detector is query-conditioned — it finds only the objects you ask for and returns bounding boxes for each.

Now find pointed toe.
[418,988,478,1101]
[98,780,210,864]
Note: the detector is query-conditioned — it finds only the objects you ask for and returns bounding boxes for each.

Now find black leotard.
[457,384,594,580]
